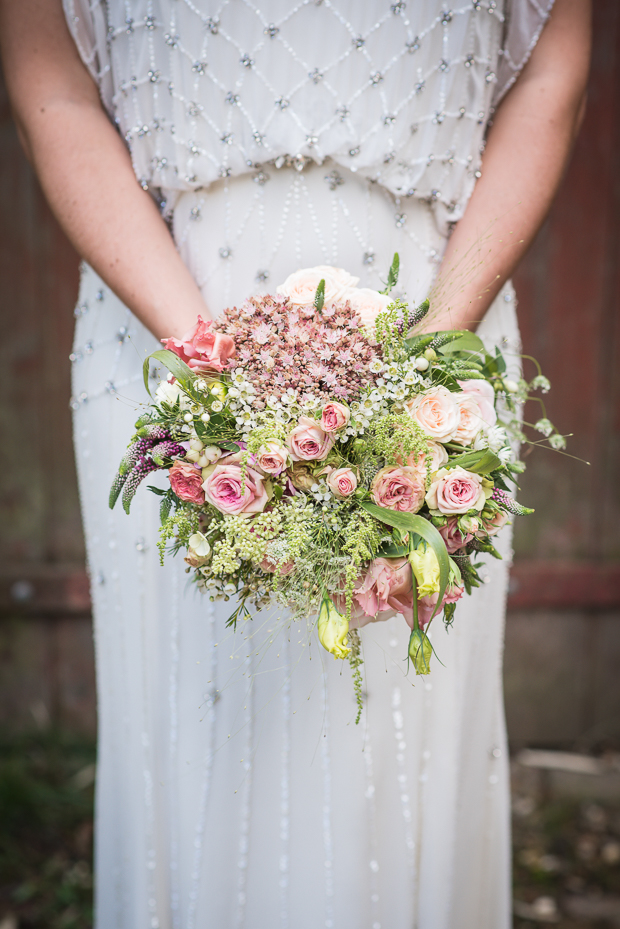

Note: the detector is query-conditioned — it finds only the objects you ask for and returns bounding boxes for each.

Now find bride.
[1,2,589,926]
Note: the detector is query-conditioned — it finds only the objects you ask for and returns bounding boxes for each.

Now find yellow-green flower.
[408,543,440,598]
[317,598,350,660]
[408,629,432,675]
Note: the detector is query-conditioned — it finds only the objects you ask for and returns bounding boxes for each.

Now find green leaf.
[360,502,450,621]
[143,349,194,397]
[314,279,325,313]
[380,252,400,294]
[377,540,409,557]
[446,448,502,474]
[438,332,486,355]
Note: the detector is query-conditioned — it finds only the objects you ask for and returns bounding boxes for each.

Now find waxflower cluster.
[110,260,564,721]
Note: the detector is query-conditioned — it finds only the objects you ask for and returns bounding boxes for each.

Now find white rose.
[276,266,359,306]
[346,288,392,329]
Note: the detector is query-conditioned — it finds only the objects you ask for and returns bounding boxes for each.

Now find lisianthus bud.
[317,598,350,660]
[459,514,480,534]
[408,544,440,598]
[408,629,432,675]
[185,532,211,567]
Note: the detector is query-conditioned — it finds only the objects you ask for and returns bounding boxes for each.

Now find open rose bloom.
[112,260,545,702]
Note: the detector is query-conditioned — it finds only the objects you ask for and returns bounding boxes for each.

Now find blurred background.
[0,3,619,927]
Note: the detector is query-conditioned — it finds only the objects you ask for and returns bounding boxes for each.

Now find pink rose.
[202,462,268,516]
[453,393,485,446]
[405,440,449,478]
[287,416,335,462]
[479,509,509,537]
[426,466,487,515]
[438,517,473,554]
[259,553,295,576]
[255,441,289,476]
[346,288,392,329]
[348,557,413,628]
[416,583,465,629]
[321,401,350,433]
[457,379,497,427]
[169,460,206,505]
[405,387,459,442]
[371,466,425,514]
[161,315,236,373]
[326,467,358,498]
[276,266,359,306]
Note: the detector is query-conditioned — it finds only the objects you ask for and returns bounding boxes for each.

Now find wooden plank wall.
[0,3,619,746]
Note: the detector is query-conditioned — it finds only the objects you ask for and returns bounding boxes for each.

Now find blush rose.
[405,386,459,443]
[453,393,485,446]
[161,315,236,373]
[457,379,497,427]
[168,460,205,505]
[202,462,268,516]
[371,466,425,514]
[438,517,473,553]
[321,401,350,433]
[326,467,358,498]
[287,416,335,462]
[255,441,289,475]
[426,466,488,515]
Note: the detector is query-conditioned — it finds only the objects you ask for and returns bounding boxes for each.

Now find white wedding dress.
[64,2,552,927]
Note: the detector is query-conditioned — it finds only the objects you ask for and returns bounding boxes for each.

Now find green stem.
[412,575,419,632]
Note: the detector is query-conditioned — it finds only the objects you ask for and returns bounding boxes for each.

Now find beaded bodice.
[64,0,553,222]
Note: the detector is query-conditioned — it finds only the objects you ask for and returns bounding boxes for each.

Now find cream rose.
[426,466,488,515]
[326,467,358,498]
[346,288,392,329]
[371,466,426,513]
[405,387,459,443]
[276,266,359,306]
[255,440,289,475]
[457,379,497,427]
[453,393,485,446]
[287,416,335,461]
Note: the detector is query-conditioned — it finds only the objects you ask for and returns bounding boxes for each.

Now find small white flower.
[534,418,554,437]
[498,446,513,464]
[415,357,429,372]
[211,400,224,412]
[369,359,384,374]
[549,433,566,450]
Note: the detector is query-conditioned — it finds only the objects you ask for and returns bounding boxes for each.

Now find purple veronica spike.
[150,441,186,465]
[491,487,534,515]
[122,457,158,514]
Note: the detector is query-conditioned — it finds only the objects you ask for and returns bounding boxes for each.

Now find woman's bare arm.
[429,0,592,332]
[0,0,209,339]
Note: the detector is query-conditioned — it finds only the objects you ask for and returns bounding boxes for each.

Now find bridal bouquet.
[110,258,562,718]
